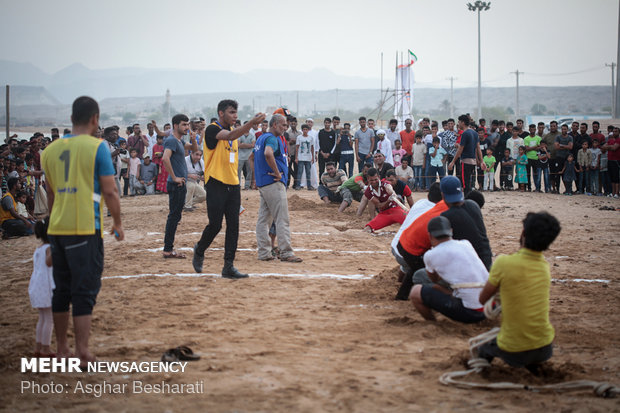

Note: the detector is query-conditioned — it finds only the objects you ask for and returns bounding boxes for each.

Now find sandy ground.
[1,187,619,412]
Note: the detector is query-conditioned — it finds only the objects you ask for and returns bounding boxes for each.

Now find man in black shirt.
[373,151,394,179]
[440,176,492,270]
[318,117,337,176]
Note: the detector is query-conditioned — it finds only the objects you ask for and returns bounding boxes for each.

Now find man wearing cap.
[409,217,489,324]
[440,176,493,270]
[184,149,206,210]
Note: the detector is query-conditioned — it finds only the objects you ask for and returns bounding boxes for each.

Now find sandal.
[259,256,275,261]
[271,247,280,258]
[176,346,200,361]
[163,251,186,259]
[279,255,303,263]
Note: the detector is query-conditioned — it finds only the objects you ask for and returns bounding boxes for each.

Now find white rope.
[439,296,620,398]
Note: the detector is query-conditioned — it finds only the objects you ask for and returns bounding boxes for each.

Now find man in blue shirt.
[449,114,482,195]
[254,114,302,263]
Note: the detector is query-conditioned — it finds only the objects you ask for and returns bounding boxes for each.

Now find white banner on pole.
[394,65,415,130]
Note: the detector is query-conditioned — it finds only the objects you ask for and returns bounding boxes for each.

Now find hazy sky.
[1,0,618,88]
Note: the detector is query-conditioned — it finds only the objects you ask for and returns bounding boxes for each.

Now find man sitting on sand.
[477,212,561,372]
[318,161,348,211]
[409,216,489,324]
[362,168,406,233]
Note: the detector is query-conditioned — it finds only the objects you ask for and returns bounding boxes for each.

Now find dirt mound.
[288,194,320,211]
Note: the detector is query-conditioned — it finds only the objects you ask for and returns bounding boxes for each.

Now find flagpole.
[380,52,383,106]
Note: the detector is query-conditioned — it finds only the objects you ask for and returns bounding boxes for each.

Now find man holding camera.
[184,149,206,211]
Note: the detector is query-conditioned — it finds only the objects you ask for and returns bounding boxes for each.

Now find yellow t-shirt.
[203,123,239,185]
[488,248,554,352]
[41,135,103,235]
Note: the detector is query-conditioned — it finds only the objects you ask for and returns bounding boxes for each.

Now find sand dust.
[1,188,619,412]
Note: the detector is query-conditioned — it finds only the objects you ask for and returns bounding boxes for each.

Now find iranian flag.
[408,49,418,65]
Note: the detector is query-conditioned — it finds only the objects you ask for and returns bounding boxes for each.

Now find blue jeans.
[412,165,423,189]
[296,161,312,188]
[339,153,354,178]
[164,181,187,252]
[357,152,370,173]
[428,164,445,184]
[589,169,599,194]
[601,170,611,194]
[536,166,550,192]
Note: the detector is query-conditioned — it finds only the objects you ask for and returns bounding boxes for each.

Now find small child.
[16,190,36,232]
[428,137,447,184]
[589,139,601,195]
[118,139,130,196]
[128,148,140,196]
[514,146,528,191]
[561,153,579,195]
[478,212,561,373]
[576,140,592,194]
[28,218,55,357]
[500,149,514,190]
[392,139,407,168]
[536,141,550,193]
[482,147,496,191]
[411,135,427,191]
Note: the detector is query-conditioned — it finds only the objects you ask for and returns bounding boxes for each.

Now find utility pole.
[616,5,620,118]
[510,70,522,120]
[336,88,339,117]
[5,85,9,142]
[380,52,383,104]
[467,1,491,121]
[606,62,616,116]
[296,91,299,115]
[446,77,457,119]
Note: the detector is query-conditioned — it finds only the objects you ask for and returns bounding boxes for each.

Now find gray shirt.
[139,162,158,183]
[355,128,375,154]
[555,134,573,159]
[163,135,187,181]
[238,133,255,161]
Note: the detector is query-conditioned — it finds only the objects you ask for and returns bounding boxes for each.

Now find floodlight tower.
[467,1,491,120]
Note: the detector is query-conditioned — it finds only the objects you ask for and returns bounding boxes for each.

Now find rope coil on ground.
[439,296,619,398]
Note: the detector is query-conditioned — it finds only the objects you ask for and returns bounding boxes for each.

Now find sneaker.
[307,187,316,191]
[192,243,204,273]
[586,192,592,196]
[239,205,246,216]
[615,194,619,199]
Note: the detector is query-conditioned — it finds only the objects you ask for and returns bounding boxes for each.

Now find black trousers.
[196,178,240,263]
[551,157,565,192]
[461,163,476,196]
[396,243,426,300]
[288,154,297,188]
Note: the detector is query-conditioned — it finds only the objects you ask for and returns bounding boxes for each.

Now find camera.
[119,149,127,154]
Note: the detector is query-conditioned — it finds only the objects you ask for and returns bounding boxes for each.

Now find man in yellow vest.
[41,96,123,366]
[0,177,32,237]
[192,100,265,278]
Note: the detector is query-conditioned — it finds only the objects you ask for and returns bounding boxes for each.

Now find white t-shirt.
[185,155,204,182]
[391,199,435,258]
[297,135,314,162]
[376,138,393,166]
[395,165,414,180]
[423,239,489,309]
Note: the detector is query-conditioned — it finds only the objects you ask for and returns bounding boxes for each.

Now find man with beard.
[543,121,561,193]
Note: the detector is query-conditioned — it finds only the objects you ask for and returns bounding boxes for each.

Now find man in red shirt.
[399,118,416,157]
[603,126,620,197]
[363,168,406,233]
[590,121,606,146]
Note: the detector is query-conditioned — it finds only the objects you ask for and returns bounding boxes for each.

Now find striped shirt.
[320,169,347,192]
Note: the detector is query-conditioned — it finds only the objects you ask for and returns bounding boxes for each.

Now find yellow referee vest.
[41,135,103,235]
[203,122,239,185]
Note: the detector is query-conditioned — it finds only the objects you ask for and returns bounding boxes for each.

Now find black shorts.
[49,231,104,316]
[420,285,486,324]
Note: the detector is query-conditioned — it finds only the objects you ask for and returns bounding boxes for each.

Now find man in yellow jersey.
[192,100,265,278]
[478,212,560,373]
[41,96,123,366]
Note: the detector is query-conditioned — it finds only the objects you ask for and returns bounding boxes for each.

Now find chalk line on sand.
[137,247,387,254]
[103,272,374,280]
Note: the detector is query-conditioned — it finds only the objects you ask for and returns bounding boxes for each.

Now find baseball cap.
[427,216,453,238]
[190,117,201,123]
[440,176,464,203]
